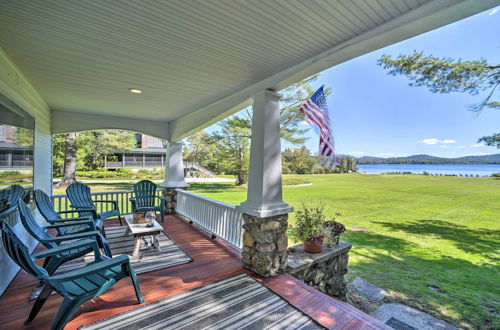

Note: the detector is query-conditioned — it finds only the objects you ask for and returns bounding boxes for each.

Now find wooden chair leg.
[25,283,52,324]
[118,215,123,226]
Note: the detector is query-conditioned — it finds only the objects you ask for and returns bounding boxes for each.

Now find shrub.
[492,173,500,177]
[0,171,21,178]
[116,168,133,176]
[0,171,32,183]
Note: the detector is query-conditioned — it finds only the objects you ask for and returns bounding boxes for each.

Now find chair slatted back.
[134,180,158,208]
[34,189,60,221]
[18,201,57,249]
[0,221,48,279]
[66,182,96,218]
[0,185,25,205]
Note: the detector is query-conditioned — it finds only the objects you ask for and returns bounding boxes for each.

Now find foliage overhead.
[478,133,500,149]
[378,51,499,112]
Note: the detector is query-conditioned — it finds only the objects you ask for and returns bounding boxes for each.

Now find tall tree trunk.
[55,133,77,188]
[236,147,246,185]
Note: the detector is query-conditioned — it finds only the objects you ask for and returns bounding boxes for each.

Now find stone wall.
[241,213,288,277]
[287,241,351,300]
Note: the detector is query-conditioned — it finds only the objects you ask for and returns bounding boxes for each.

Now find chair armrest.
[157,196,166,201]
[45,220,96,231]
[32,239,99,259]
[58,208,95,214]
[47,216,93,223]
[129,197,136,202]
[41,230,101,244]
[49,255,130,281]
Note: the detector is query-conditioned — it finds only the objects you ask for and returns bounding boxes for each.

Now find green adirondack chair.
[34,189,104,236]
[0,221,143,330]
[67,182,123,226]
[0,184,25,211]
[17,200,112,274]
[130,180,166,222]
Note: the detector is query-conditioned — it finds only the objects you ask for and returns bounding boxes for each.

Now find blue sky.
[284,6,500,158]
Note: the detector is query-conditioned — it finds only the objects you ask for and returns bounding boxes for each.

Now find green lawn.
[187,174,499,330]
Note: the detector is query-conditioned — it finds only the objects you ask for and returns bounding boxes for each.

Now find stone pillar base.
[161,187,187,214]
[241,213,288,277]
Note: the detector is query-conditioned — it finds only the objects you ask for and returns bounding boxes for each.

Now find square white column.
[236,90,293,218]
[160,141,189,188]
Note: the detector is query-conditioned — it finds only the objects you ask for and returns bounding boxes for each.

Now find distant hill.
[356,154,500,164]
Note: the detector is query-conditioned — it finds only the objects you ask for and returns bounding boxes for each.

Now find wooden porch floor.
[0,215,389,330]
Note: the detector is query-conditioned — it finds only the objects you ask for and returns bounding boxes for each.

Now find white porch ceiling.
[0,0,498,140]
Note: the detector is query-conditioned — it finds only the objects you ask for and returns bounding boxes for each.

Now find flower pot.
[303,236,324,253]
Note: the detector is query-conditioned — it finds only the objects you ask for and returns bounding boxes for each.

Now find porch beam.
[52,110,170,140]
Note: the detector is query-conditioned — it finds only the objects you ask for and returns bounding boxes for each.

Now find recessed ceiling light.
[128,88,143,94]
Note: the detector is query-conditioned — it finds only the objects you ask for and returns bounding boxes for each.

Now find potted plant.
[322,212,346,248]
[289,203,328,253]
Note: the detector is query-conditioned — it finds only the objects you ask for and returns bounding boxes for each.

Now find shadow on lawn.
[373,219,500,256]
[344,230,498,329]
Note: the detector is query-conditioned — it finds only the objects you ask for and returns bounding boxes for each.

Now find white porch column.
[160,141,189,214]
[237,90,293,218]
[161,141,189,188]
[236,89,292,277]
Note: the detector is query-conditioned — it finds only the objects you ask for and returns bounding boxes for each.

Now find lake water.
[357,164,500,176]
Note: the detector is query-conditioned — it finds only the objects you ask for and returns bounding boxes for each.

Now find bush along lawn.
[189,174,500,330]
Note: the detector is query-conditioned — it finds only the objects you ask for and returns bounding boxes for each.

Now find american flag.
[299,86,336,168]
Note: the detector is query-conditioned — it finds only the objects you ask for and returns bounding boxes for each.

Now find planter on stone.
[303,236,324,253]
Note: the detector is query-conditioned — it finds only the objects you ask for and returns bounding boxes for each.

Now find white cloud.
[488,8,498,16]
[419,138,440,145]
[439,145,449,149]
[471,143,485,147]
[418,138,456,145]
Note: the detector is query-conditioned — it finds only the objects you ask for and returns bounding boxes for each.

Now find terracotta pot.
[303,236,324,253]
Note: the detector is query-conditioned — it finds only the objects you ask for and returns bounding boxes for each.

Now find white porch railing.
[175,189,244,249]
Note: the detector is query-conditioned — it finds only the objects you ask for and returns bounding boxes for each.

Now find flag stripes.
[299,86,335,168]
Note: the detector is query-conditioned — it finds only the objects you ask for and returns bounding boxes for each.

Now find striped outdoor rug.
[55,226,192,274]
[30,225,192,300]
[80,273,323,330]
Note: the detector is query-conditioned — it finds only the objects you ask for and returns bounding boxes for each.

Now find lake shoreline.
[357,164,500,176]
